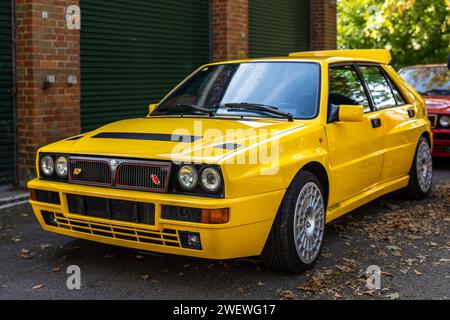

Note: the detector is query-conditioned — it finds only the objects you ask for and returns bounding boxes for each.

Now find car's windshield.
[399,66,450,96]
[152,62,320,119]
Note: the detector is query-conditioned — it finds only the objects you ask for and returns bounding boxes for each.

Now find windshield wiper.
[225,103,293,122]
[175,104,215,117]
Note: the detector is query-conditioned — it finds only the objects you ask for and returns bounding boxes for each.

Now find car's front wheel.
[403,136,433,199]
[262,171,325,273]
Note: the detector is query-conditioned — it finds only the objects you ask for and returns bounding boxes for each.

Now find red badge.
[151,174,161,185]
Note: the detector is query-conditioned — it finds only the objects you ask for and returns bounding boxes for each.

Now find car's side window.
[329,66,371,113]
[385,75,406,106]
[359,66,397,110]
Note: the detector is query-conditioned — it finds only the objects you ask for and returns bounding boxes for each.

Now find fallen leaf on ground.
[32,284,44,290]
[40,243,52,250]
[17,249,33,259]
[279,290,296,300]
[414,270,423,276]
[385,292,400,300]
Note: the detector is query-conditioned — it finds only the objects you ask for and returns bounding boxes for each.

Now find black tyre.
[403,136,433,199]
[262,171,326,273]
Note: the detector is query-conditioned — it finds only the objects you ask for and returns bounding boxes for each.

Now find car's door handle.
[407,108,416,118]
[371,118,382,128]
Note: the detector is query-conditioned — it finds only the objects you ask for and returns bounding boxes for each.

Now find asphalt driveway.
[0,159,449,300]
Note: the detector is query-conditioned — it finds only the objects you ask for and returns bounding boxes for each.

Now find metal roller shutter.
[249,0,311,58]
[0,0,15,184]
[80,0,210,132]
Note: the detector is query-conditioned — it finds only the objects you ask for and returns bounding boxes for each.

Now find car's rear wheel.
[262,171,325,273]
[403,136,433,199]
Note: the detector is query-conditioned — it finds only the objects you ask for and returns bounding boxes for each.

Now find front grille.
[69,158,111,186]
[428,115,437,128]
[116,162,170,192]
[434,133,450,141]
[68,156,171,193]
[66,194,155,225]
[48,211,181,247]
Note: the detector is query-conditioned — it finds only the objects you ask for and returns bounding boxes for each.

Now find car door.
[357,64,417,182]
[326,65,385,206]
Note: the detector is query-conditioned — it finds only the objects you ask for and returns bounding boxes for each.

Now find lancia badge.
[110,160,118,171]
[151,174,161,186]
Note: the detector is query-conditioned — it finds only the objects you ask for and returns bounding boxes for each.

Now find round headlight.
[178,165,198,190]
[439,115,450,128]
[55,156,68,177]
[200,167,222,193]
[40,156,54,176]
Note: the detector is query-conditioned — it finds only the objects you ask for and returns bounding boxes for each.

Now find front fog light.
[40,156,54,176]
[178,165,198,190]
[179,231,202,250]
[439,115,450,127]
[200,167,222,193]
[55,156,68,177]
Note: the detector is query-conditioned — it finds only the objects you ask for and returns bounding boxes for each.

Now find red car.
[399,64,450,157]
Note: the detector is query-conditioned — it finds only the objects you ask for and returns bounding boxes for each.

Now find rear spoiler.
[289,49,392,65]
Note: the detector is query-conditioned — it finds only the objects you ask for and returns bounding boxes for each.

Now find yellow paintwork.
[28,50,431,260]
[338,105,365,122]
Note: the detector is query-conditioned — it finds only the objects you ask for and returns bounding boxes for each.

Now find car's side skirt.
[325,175,410,223]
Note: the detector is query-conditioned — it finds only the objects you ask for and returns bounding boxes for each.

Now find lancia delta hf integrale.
[28,50,433,273]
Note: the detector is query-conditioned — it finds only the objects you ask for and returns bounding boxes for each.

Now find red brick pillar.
[15,0,80,185]
[311,0,337,50]
[211,0,248,62]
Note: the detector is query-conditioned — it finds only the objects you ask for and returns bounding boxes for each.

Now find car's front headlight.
[178,165,198,190]
[55,156,68,178]
[200,166,222,193]
[173,163,224,197]
[439,115,450,128]
[40,156,54,176]
[39,154,69,181]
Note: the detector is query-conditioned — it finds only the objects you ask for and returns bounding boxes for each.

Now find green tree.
[337,0,450,68]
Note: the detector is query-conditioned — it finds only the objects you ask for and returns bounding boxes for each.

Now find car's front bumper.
[432,129,450,157]
[27,179,284,260]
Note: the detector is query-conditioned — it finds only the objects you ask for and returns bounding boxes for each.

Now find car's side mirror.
[328,104,364,123]
[148,103,157,114]
[339,105,364,122]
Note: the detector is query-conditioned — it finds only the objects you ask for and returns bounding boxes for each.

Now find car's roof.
[209,49,393,66]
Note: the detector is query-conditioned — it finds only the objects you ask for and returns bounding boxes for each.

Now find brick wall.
[15,0,80,185]
[311,0,337,50]
[211,0,248,62]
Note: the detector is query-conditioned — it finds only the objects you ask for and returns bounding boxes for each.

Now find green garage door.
[80,0,210,131]
[249,0,311,58]
[0,0,15,184]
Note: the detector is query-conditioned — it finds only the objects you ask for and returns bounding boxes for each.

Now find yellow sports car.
[28,50,432,273]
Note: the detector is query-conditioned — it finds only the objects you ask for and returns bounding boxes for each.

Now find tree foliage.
[337,0,450,68]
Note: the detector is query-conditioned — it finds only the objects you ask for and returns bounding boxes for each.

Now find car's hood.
[44,116,306,163]
[424,96,450,114]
